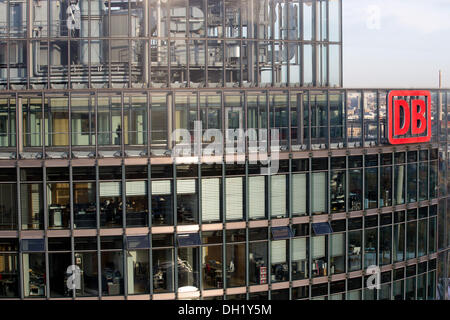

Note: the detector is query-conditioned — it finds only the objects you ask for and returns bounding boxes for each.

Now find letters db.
[388,90,431,145]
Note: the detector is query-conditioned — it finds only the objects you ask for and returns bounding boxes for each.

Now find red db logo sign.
[388,90,431,145]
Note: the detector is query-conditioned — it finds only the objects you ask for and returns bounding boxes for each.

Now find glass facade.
[0,0,447,301]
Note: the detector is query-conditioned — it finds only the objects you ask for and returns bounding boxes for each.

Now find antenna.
[439,70,442,88]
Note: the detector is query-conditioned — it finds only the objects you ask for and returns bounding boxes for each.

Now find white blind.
[331,233,344,257]
[292,174,307,214]
[249,176,265,219]
[151,180,171,195]
[126,181,147,196]
[292,237,307,261]
[226,177,243,220]
[271,240,287,264]
[177,179,196,194]
[100,182,121,197]
[271,175,286,217]
[201,178,220,222]
[312,236,325,259]
[312,172,326,213]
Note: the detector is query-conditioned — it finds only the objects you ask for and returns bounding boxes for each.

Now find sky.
[343,0,450,88]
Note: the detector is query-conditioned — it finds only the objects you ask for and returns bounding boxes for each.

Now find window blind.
[100,182,121,197]
[271,240,287,264]
[177,179,196,194]
[126,181,147,196]
[292,237,307,261]
[249,176,265,219]
[292,173,307,214]
[151,180,171,195]
[271,175,286,217]
[226,177,243,220]
[312,172,326,213]
[312,236,326,259]
[331,233,344,257]
[201,178,220,222]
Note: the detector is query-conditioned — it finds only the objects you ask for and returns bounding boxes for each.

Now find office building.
[0,0,448,300]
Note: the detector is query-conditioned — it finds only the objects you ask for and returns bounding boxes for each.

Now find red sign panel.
[388,90,432,145]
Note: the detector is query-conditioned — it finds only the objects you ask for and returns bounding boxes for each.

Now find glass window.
[151,180,173,226]
[0,239,19,298]
[45,97,69,147]
[364,167,378,209]
[48,250,71,298]
[202,231,223,289]
[23,252,46,297]
[271,240,289,283]
[74,250,99,297]
[0,183,17,230]
[99,182,122,228]
[292,173,307,216]
[406,221,417,260]
[311,172,327,214]
[380,165,393,207]
[364,228,377,268]
[225,242,245,287]
[126,180,148,227]
[330,233,345,275]
[20,183,44,230]
[311,235,327,277]
[348,231,362,271]
[380,225,392,266]
[248,176,266,220]
[178,246,200,291]
[349,169,362,211]
[393,222,405,262]
[152,244,174,293]
[394,163,406,205]
[73,182,96,229]
[271,175,287,218]
[177,179,198,225]
[47,183,70,229]
[225,177,243,221]
[407,162,417,203]
[347,92,362,148]
[249,241,268,285]
[330,170,345,213]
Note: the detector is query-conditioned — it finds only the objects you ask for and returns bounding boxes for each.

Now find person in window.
[115,125,122,145]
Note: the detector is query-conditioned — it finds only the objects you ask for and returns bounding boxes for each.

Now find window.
[330,170,345,213]
[201,178,221,223]
[311,172,327,214]
[271,240,289,283]
[348,231,362,271]
[0,239,19,297]
[364,227,377,268]
[248,176,266,220]
[152,234,174,293]
[177,179,198,225]
[311,235,327,277]
[202,231,223,289]
[225,177,243,221]
[0,183,17,230]
[74,237,98,297]
[330,233,345,274]
[47,182,70,229]
[151,180,173,226]
[100,236,124,296]
[225,230,245,287]
[380,225,392,265]
[292,173,307,216]
[99,182,122,228]
[271,175,287,218]
[20,183,44,230]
